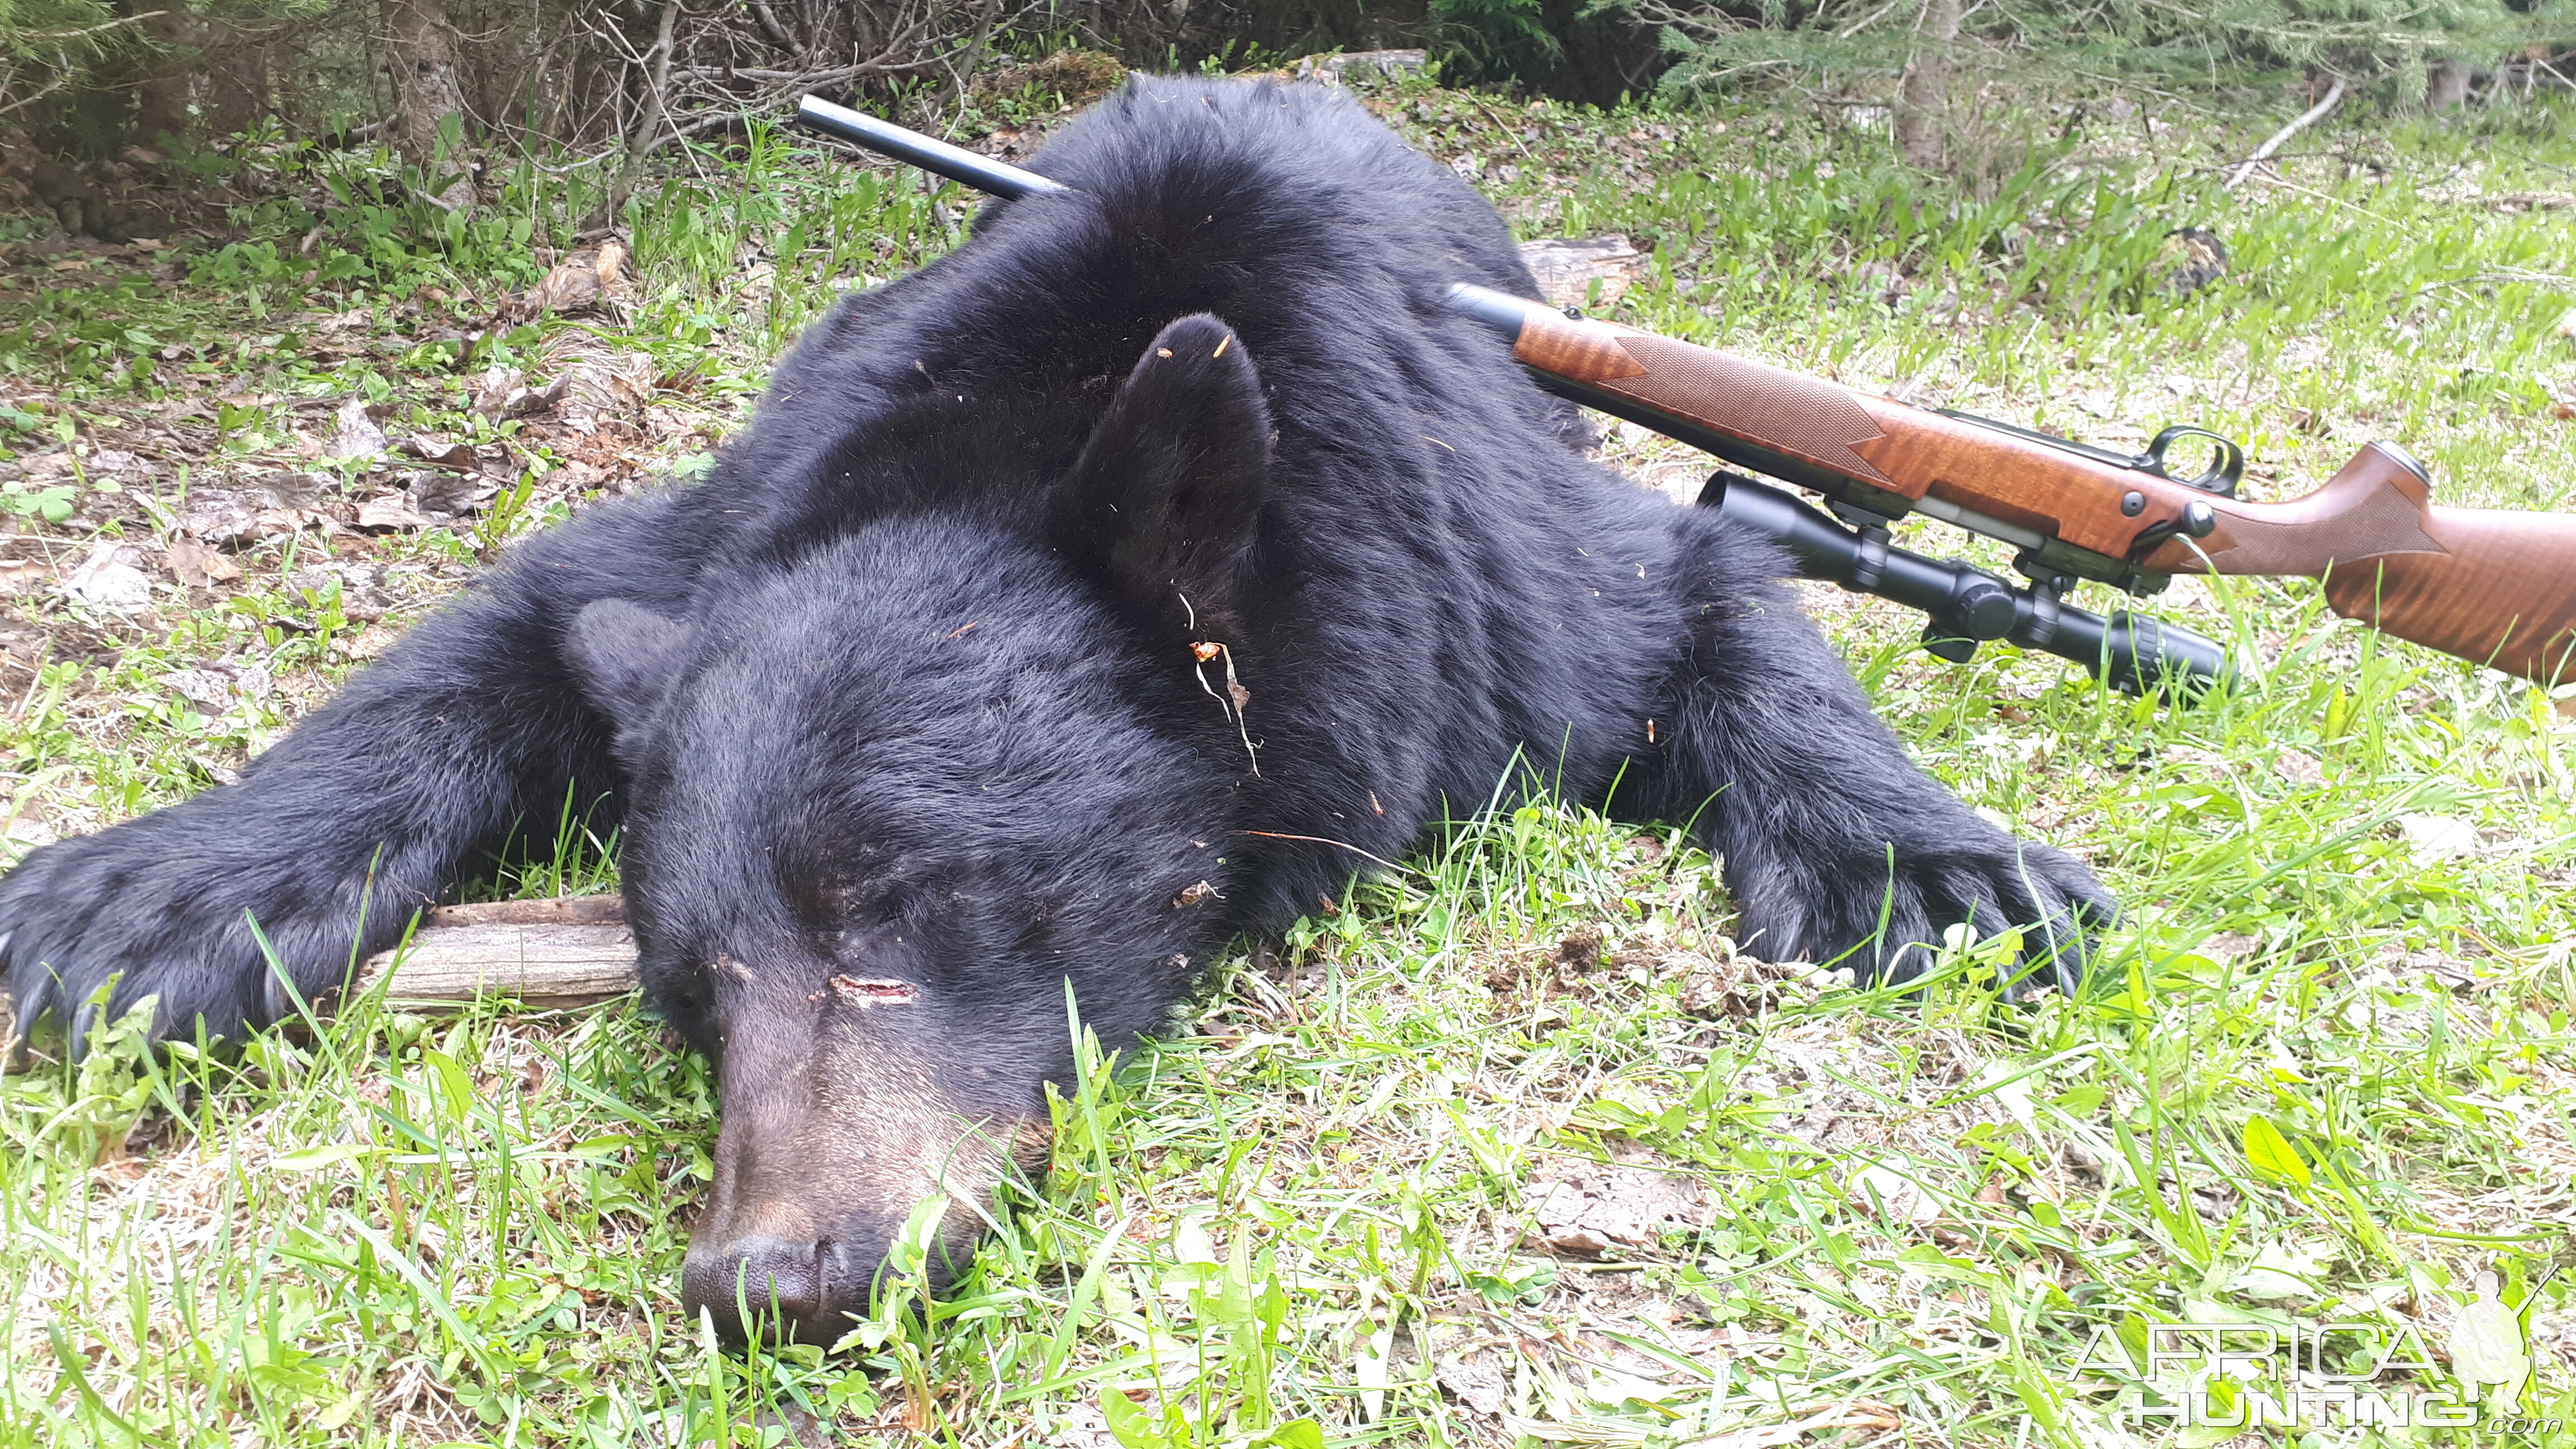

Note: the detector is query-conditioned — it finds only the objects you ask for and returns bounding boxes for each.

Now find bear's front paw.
[1730,825,2114,994]
[0,816,402,1051]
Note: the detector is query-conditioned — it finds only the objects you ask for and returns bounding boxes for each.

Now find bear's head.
[564,314,1271,1346]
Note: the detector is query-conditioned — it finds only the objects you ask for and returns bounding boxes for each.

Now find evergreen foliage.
[1615,0,2570,105]
[0,0,137,111]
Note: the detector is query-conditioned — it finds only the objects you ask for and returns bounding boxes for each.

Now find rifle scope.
[1702,473,2234,699]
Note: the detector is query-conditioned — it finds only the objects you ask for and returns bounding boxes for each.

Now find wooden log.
[360,895,641,1010]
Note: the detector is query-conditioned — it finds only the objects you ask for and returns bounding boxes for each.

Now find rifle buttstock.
[2319,506,2576,686]
[1462,286,2576,686]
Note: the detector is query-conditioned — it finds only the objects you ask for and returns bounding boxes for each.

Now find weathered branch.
[359,896,640,1010]
[2224,78,2346,191]
[618,0,683,197]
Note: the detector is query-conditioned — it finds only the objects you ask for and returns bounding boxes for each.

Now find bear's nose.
[681,1235,840,1344]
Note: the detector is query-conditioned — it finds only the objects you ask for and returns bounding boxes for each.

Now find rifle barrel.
[792,95,1071,201]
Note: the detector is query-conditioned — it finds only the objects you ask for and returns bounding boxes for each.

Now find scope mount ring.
[2139,426,2244,497]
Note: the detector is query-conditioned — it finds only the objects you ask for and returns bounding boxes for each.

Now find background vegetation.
[0,12,2570,1449]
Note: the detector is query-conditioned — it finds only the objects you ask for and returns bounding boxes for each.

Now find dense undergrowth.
[0,68,2571,1448]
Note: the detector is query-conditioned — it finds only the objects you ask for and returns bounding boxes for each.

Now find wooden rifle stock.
[1480,290,2576,686]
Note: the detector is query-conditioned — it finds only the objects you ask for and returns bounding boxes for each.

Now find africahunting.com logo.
[2072,1271,2556,1433]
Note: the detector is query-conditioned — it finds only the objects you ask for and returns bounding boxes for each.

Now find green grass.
[2,73,2573,1447]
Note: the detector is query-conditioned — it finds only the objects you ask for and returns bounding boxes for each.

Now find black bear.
[0,78,2110,1345]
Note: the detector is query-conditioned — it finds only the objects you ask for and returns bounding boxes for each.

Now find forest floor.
[1,60,2573,1449]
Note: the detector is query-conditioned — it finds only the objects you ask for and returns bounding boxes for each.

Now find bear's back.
[700,78,1687,892]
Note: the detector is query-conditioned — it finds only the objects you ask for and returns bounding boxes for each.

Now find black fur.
[0,78,2109,1333]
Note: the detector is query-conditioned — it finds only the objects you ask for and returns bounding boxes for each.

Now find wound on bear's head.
[1058,313,1271,637]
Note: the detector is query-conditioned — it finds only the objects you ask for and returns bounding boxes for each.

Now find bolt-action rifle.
[791,94,2576,699]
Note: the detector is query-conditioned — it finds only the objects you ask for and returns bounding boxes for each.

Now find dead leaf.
[1846,1162,1940,1225]
[1432,1341,1509,1418]
[330,399,388,458]
[1525,1159,1710,1257]
[1171,880,1221,908]
[62,543,153,610]
[357,494,432,531]
[516,241,627,320]
[397,434,479,469]
[163,534,240,587]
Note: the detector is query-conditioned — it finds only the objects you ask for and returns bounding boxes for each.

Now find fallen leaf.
[2232,1240,2330,1301]
[330,399,388,458]
[163,534,242,587]
[397,434,479,469]
[1847,1162,1940,1225]
[1526,1159,1710,1256]
[357,494,432,531]
[62,543,153,610]
[2398,813,2479,865]
[407,470,495,519]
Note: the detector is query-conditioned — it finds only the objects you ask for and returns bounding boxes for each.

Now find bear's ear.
[565,598,695,737]
[1061,313,1270,630]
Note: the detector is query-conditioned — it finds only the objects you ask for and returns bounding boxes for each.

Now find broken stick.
[2223,79,2347,192]
[360,895,641,1010]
